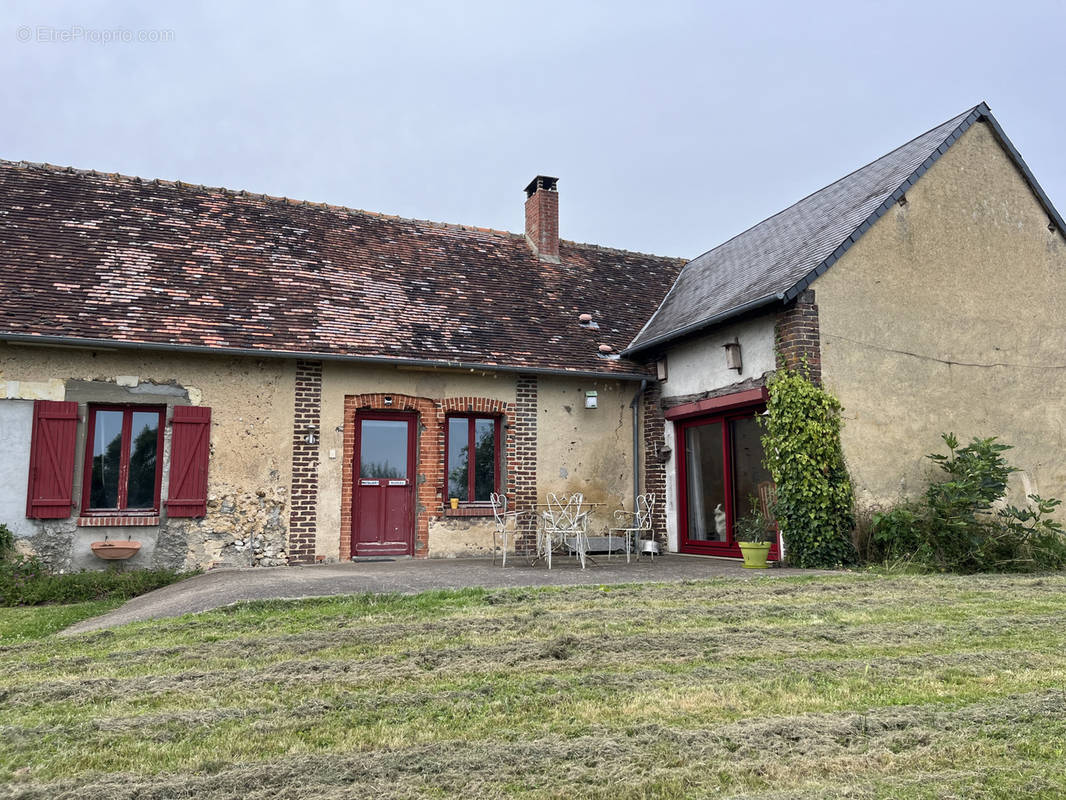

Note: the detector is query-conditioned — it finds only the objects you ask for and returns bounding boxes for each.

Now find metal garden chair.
[608,493,655,563]
[490,492,534,567]
[541,493,592,569]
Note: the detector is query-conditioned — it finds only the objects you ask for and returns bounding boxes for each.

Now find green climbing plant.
[759,365,856,568]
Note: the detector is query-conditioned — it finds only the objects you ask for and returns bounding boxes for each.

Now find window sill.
[77,515,160,527]
[442,507,494,518]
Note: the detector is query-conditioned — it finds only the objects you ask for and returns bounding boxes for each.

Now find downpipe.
[630,379,647,511]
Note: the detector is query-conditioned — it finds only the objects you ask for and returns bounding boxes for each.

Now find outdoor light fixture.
[723,338,742,373]
[383,396,393,406]
[585,390,598,409]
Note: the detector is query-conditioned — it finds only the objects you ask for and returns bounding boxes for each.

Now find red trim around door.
[351,410,417,557]
[675,401,779,560]
[665,388,768,421]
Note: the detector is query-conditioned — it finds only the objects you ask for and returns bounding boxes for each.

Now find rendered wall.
[316,365,639,558]
[0,400,35,539]
[814,120,1066,509]
[317,362,515,560]
[656,316,777,550]
[0,344,295,570]
[660,316,776,398]
[535,376,636,535]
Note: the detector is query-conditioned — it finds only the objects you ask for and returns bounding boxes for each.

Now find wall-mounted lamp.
[305,430,318,445]
[383,396,393,406]
[723,338,742,373]
[585,390,598,409]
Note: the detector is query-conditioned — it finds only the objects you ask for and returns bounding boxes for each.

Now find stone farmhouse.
[1,102,1062,570]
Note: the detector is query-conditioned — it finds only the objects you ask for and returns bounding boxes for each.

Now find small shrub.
[733,496,771,544]
[868,434,1066,573]
[0,556,192,607]
[0,523,15,560]
[870,504,926,563]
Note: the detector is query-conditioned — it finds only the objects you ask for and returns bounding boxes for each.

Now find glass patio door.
[678,411,776,557]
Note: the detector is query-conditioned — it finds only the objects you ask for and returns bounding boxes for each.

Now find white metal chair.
[541,493,592,569]
[490,492,532,567]
[608,493,655,563]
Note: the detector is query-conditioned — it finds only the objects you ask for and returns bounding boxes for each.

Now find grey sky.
[3,1,1064,260]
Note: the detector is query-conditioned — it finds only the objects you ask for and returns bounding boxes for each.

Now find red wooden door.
[352,412,416,556]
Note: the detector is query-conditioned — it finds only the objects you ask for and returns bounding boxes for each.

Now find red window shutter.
[166,406,211,518]
[26,400,79,519]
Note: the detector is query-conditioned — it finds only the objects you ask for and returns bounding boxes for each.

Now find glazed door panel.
[352,413,415,556]
[678,410,779,559]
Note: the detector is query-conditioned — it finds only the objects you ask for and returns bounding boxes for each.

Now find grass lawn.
[1,573,1065,799]
[0,600,123,643]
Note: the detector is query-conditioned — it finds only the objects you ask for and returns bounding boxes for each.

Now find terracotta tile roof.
[0,161,685,377]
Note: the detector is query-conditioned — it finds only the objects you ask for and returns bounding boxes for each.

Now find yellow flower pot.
[738,541,771,569]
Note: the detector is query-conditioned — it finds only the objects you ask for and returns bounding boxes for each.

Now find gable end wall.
[813,120,1066,508]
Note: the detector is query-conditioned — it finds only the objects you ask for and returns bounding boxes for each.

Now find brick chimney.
[524,176,559,262]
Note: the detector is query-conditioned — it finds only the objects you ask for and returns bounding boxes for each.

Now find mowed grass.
[0,600,123,643]
[1,574,1065,799]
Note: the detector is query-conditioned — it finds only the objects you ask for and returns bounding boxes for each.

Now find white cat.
[713,503,727,537]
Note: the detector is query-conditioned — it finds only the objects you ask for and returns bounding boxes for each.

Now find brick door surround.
[340,393,517,561]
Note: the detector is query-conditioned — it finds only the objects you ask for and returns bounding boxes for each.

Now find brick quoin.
[512,374,539,554]
[775,289,821,384]
[340,392,519,561]
[642,382,668,546]
[288,360,323,563]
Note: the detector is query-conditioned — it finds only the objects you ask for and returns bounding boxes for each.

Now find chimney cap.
[524,175,558,198]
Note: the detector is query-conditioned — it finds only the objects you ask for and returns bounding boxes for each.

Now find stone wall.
[0,345,295,571]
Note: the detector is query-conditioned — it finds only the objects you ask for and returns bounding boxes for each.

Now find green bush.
[0,523,15,560]
[0,555,191,607]
[760,366,856,568]
[869,434,1066,573]
[870,504,927,566]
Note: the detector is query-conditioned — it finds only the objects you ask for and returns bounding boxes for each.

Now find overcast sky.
[4,1,1064,259]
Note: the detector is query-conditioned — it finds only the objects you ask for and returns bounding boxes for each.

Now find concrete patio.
[63,554,812,634]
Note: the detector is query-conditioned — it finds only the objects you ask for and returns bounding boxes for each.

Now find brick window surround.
[340,393,517,561]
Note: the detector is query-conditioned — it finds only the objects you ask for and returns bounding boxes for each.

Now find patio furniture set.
[489,492,657,569]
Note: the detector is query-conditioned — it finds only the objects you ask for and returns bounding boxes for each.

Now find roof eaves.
[0,332,653,382]
[620,292,785,359]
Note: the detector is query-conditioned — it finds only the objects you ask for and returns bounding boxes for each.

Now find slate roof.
[0,162,685,378]
[625,102,1066,356]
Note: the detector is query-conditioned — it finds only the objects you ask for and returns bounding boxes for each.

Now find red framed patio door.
[352,411,416,556]
[677,410,779,559]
